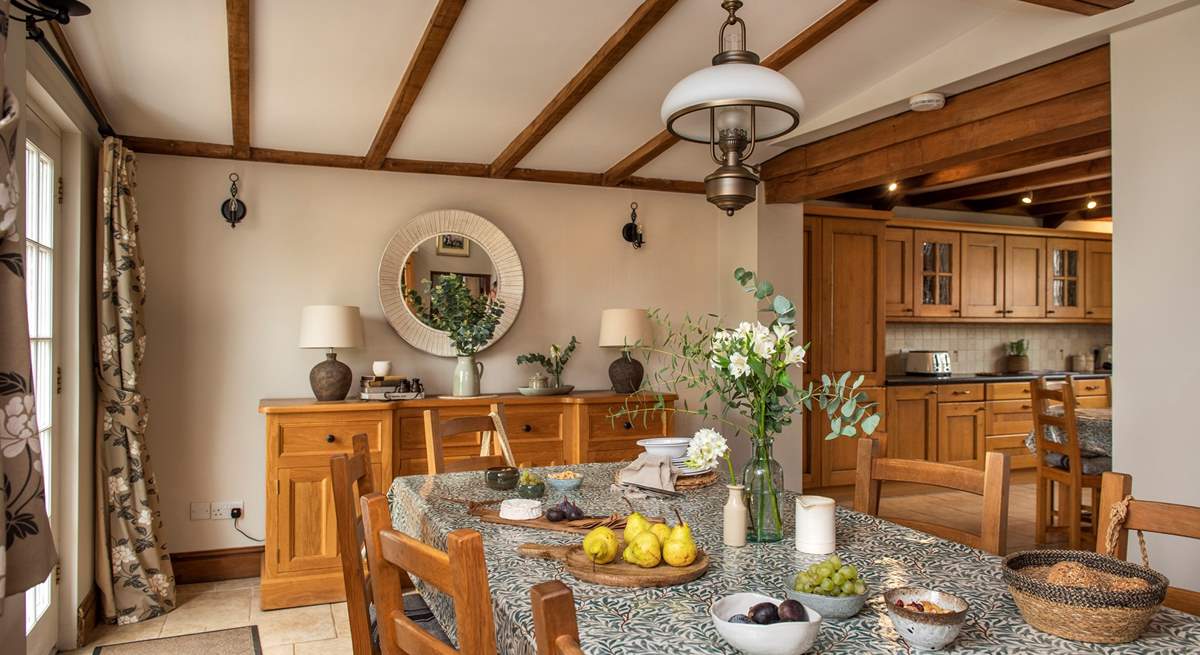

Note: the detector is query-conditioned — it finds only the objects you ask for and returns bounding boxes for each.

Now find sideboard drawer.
[276,414,384,458]
[502,407,565,467]
[584,403,670,462]
[1073,378,1109,397]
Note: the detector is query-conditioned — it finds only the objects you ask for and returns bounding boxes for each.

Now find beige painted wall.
[134,154,725,551]
[1111,4,1200,589]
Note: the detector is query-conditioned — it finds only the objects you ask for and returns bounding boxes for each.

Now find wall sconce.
[621,202,645,249]
[221,173,247,228]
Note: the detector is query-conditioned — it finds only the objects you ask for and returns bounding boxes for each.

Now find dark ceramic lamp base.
[608,352,644,394]
[310,351,352,401]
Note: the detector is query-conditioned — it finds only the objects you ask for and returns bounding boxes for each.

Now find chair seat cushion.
[1043,453,1113,476]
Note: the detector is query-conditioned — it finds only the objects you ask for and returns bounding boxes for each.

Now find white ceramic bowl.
[883,587,968,651]
[637,437,691,459]
[710,592,822,655]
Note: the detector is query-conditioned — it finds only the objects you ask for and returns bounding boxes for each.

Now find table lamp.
[299,305,364,401]
[598,308,653,394]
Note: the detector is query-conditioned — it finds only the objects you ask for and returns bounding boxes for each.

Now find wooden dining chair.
[1096,472,1200,616]
[422,403,516,474]
[331,433,389,655]
[531,581,585,655]
[360,491,498,655]
[1032,376,1104,550]
[854,438,1011,555]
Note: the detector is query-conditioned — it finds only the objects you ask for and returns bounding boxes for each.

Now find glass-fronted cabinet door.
[913,230,961,317]
[1046,238,1085,319]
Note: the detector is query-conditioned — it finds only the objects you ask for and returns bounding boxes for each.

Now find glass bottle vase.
[742,438,785,543]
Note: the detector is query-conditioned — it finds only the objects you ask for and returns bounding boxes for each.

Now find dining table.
[388,461,1200,654]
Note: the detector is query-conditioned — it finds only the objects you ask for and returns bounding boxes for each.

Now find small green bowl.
[516,481,546,499]
[484,466,518,491]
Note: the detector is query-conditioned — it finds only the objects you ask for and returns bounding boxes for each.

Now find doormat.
[92,626,261,654]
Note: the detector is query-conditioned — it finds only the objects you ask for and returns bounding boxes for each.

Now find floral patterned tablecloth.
[388,462,1199,654]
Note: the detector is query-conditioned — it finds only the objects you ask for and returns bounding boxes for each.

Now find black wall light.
[221,173,247,228]
[621,202,645,249]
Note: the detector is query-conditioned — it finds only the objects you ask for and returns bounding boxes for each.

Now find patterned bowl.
[545,474,583,492]
[710,592,822,655]
[785,580,868,619]
[883,587,968,651]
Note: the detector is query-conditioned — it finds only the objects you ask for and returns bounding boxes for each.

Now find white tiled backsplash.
[886,324,1112,375]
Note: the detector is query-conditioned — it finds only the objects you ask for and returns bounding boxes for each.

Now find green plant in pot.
[1007,338,1030,373]
[614,268,880,543]
[516,336,578,390]
[411,274,505,396]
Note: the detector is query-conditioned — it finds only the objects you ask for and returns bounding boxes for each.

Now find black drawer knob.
[325,434,336,443]
[522,424,532,433]
[623,421,633,430]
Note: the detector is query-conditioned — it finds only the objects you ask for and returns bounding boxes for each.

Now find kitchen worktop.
[886,371,1112,386]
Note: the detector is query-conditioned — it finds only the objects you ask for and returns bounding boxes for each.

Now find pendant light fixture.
[661,0,805,216]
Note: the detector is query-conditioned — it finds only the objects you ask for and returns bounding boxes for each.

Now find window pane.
[922,242,935,273]
[1066,250,1077,277]
[1052,279,1064,306]
[938,276,952,305]
[1066,280,1077,306]
[1052,250,1064,277]
[922,274,935,304]
[39,154,53,247]
[938,243,952,272]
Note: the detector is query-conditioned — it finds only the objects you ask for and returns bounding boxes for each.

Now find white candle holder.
[795,495,836,554]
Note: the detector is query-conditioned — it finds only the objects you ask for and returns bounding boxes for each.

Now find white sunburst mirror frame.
[378,209,524,357]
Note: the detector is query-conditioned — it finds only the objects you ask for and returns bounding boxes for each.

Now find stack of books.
[359,376,424,401]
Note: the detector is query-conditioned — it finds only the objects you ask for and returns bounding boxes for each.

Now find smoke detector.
[909,92,946,112]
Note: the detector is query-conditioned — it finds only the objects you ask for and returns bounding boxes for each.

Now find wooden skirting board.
[172,545,264,584]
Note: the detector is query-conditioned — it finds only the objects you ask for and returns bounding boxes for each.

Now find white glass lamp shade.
[661,63,804,143]
[598,308,653,349]
[298,305,364,349]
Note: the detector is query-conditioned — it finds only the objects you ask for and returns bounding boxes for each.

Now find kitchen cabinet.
[884,386,937,461]
[961,233,1004,318]
[819,216,886,386]
[884,228,915,317]
[937,402,986,468]
[1046,238,1086,319]
[913,230,961,318]
[1004,236,1047,318]
[1085,240,1113,319]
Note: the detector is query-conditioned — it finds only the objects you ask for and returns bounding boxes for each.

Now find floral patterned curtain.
[0,0,57,618]
[94,137,175,623]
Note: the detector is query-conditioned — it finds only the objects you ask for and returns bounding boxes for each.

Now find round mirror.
[378,210,523,356]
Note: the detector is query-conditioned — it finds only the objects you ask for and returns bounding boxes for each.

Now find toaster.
[906,351,952,376]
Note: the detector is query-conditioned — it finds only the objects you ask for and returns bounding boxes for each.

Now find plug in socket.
[212,501,244,520]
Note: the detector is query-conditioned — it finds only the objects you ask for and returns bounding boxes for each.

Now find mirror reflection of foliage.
[516,336,578,388]
[408,274,505,356]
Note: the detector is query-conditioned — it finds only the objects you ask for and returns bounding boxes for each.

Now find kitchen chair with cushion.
[1032,376,1108,550]
[1096,472,1200,616]
[854,437,1011,555]
[361,491,497,655]
[422,403,516,474]
[531,581,585,655]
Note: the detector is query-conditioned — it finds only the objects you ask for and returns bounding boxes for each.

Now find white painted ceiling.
[64,0,1073,181]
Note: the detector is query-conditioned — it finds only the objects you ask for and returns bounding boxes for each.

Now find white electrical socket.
[190,502,211,520]
[212,501,244,520]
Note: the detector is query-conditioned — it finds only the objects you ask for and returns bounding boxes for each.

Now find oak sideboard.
[257,390,676,609]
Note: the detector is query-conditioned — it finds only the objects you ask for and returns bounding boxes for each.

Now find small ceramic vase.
[372,360,392,377]
[452,355,484,396]
[723,484,748,548]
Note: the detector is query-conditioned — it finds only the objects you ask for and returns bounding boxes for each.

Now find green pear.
[663,511,697,567]
[623,511,652,544]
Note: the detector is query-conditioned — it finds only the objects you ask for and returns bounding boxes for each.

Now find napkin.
[617,453,678,491]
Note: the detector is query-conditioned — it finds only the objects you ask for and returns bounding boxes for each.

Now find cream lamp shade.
[598,308,652,349]
[298,305,364,349]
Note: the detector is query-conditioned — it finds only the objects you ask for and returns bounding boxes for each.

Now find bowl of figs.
[710,592,822,655]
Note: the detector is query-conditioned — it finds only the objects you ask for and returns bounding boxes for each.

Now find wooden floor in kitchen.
[72,471,1056,653]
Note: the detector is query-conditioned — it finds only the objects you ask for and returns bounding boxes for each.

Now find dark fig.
[727,614,752,624]
[545,508,565,522]
[749,602,779,625]
[778,599,807,622]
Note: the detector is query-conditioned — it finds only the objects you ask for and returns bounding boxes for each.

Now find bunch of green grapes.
[792,554,866,597]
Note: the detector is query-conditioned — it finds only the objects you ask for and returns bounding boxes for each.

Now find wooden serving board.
[518,543,709,588]
[469,507,664,536]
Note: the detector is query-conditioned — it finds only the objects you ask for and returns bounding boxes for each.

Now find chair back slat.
[424,404,517,474]
[330,433,380,655]
[854,438,1011,555]
[361,492,499,655]
[531,581,585,655]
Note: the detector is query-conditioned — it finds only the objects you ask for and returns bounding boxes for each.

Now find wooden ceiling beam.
[119,135,702,195]
[226,0,251,158]
[907,157,1110,206]
[966,177,1111,212]
[1017,0,1131,15]
[763,46,1109,181]
[1028,193,1111,216]
[602,0,878,187]
[363,0,468,170]
[901,132,1110,192]
[46,22,111,131]
[490,0,679,179]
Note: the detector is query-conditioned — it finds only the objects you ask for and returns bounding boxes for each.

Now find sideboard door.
[274,465,339,574]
